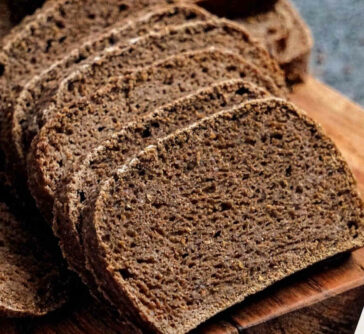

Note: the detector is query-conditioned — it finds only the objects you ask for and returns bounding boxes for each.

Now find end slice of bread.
[193,0,313,83]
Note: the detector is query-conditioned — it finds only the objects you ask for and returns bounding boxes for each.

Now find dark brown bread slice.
[27,48,283,221]
[9,3,212,174]
[0,0,180,174]
[13,18,285,174]
[0,195,72,317]
[53,79,270,288]
[196,0,313,83]
[83,98,364,334]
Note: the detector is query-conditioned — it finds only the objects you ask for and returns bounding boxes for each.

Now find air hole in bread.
[45,39,53,53]
[186,12,197,20]
[119,4,129,12]
[118,268,133,280]
[78,191,86,203]
[235,87,249,95]
[75,54,87,64]
[0,63,5,76]
[286,165,292,176]
[141,127,151,138]
[108,36,116,46]
[55,20,65,29]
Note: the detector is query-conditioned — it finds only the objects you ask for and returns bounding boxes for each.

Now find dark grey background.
[292,0,364,106]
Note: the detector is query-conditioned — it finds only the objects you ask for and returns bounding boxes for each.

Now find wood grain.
[1,78,364,334]
[242,285,364,334]
[291,77,364,196]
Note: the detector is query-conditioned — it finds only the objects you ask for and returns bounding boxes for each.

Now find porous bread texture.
[83,98,364,334]
[27,48,283,221]
[13,17,285,173]
[10,4,211,173]
[52,79,270,288]
[0,0,181,177]
[0,200,71,317]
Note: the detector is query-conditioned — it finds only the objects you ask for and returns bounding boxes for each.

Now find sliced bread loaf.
[0,195,72,317]
[27,48,283,220]
[12,18,285,173]
[83,98,364,334]
[53,79,270,287]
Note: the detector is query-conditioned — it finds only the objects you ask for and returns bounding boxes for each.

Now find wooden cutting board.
[1,77,364,334]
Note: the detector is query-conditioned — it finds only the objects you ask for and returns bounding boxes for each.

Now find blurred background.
[293,0,364,106]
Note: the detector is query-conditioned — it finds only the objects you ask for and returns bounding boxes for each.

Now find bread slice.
[83,98,364,334]
[13,18,285,175]
[53,79,270,288]
[0,192,72,317]
[27,48,283,221]
[193,0,313,83]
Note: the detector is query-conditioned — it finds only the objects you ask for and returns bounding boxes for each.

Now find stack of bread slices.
[0,1,363,333]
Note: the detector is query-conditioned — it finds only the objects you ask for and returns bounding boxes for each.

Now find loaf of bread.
[1,0,362,330]
[11,17,285,174]
[83,98,364,334]
[27,48,283,221]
